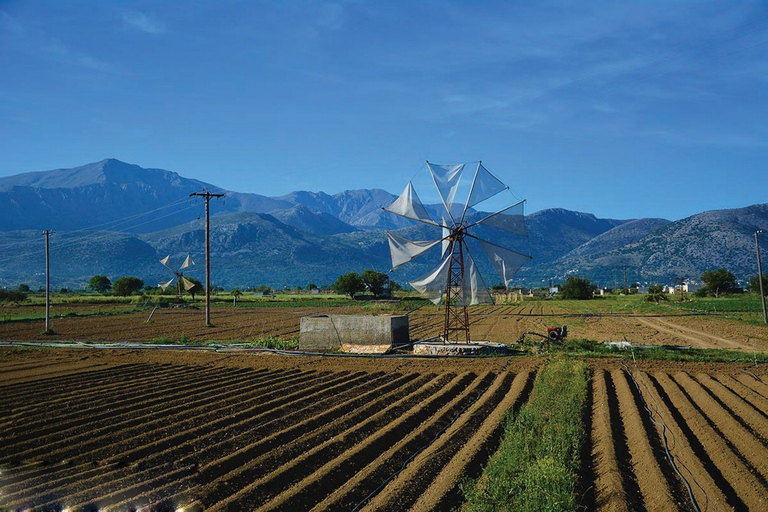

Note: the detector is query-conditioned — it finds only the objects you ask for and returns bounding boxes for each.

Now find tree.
[700,268,737,297]
[361,269,390,298]
[748,274,768,296]
[0,288,27,303]
[559,276,596,300]
[646,284,667,304]
[88,275,112,293]
[112,276,144,297]
[332,272,365,299]
[232,288,242,305]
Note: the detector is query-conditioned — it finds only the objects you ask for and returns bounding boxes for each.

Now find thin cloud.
[122,10,166,34]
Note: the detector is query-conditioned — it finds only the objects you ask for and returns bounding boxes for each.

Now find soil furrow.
[590,369,630,512]
[9,370,361,508]
[361,371,519,512]
[122,372,420,510]
[713,374,768,420]
[0,367,310,463]
[654,372,763,510]
[734,373,768,400]
[0,369,331,500]
[615,369,685,511]
[203,372,469,510]
[411,370,535,512]
[0,364,256,434]
[0,364,207,427]
[694,373,768,443]
[266,371,502,511]
[671,372,768,488]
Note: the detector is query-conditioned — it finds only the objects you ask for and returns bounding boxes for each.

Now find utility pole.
[43,230,54,333]
[190,190,224,326]
[756,230,767,324]
[623,266,628,295]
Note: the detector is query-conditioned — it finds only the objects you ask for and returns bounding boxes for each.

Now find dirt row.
[1,348,766,511]
[0,348,535,511]
[590,364,768,511]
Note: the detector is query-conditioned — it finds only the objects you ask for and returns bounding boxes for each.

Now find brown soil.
[1,348,767,511]
[3,303,767,354]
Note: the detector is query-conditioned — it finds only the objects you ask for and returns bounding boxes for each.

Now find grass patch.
[210,336,300,350]
[528,338,768,364]
[463,358,589,512]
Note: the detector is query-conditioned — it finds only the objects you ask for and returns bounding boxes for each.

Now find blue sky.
[1,1,766,221]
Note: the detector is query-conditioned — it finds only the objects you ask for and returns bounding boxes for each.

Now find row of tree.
[557,268,767,301]
[331,270,400,299]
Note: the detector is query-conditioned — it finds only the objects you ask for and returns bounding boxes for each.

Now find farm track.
[1,349,767,511]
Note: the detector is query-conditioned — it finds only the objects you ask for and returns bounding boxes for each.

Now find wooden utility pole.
[190,191,224,326]
[756,230,767,324]
[43,230,54,333]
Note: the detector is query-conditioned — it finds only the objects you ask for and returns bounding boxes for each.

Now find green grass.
[463,358,589,512]
[533,338,768,364]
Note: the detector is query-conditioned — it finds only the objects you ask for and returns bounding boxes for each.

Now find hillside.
[1,158,764,291]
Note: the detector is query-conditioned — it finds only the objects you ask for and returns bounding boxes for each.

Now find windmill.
[158,255,196,300]
[384,161,531,343]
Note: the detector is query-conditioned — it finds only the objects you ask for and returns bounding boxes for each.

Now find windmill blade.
[383,182,438,226]
[159,255,173,270]
[464,162,509,212]
[159,278,174,291]
[466,200,527,237]
[386,232,443,271]
[462,246,493,305]
[408,251,453,305]
[181,276,196,291]
[180,255,195,270]
[475,237,532,287]
[427,161,465,217]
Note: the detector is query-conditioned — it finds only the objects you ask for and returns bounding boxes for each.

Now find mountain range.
[0,158,765,290]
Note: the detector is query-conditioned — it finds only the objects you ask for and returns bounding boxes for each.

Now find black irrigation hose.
[350,358,514,512]
[621,354,719,512]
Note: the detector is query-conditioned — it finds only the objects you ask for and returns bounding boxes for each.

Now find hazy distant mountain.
[524,208,628,264]
[271,205,358,236]
[0,158,764,290]
[0,159,224,232]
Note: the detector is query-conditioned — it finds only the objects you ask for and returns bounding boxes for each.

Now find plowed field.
[2,302,767,353]
[1,349,767,511]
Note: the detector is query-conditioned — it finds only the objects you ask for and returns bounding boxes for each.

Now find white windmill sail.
[159,278,175,291]
[386,232,442,270]
[477,238,532,288]
[408,251,452,305]
[160,255,172,269]
[466,162,509,210]
[461,247,493,305]
[427,162,465,215]
[467,200,527,237]
[180,255,195,269]
[383,182,437,226]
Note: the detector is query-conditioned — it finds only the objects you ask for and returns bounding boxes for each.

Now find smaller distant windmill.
[159,255,196,300]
